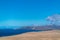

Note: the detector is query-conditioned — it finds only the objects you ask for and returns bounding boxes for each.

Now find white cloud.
[46,14,60,25]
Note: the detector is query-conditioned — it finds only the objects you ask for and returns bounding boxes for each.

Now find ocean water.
[0,26,41,37]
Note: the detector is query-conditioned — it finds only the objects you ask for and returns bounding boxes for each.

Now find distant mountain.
[20,25,60,31]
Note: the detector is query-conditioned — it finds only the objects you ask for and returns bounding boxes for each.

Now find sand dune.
[0,30,60,40]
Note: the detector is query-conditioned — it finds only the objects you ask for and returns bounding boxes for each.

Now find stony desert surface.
[0,30,60,40]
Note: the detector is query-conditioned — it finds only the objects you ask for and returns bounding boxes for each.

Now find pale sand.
[0,30,60,40]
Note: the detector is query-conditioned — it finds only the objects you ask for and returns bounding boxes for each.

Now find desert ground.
[0,30,60,40]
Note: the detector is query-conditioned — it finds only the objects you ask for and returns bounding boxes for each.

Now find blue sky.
[0,0,60,26]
